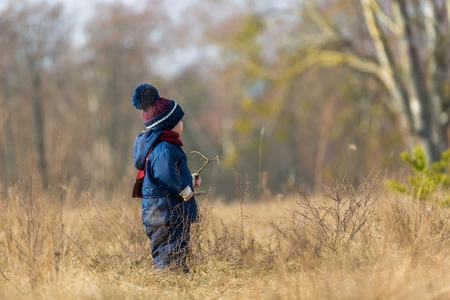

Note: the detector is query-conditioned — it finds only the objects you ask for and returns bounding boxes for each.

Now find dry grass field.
[1,173,450,299]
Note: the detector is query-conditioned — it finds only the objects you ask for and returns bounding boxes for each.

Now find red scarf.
[156,130,183,146]
[131,131,183,198]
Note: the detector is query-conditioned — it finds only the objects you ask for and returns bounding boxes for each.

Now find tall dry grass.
[1,171,450,299]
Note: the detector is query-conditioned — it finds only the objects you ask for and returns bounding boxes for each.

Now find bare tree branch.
[361,0,408,130]
[371,0,401,34]
[447,0,450,30]
[391,1,421,133]
[305,0,340,39]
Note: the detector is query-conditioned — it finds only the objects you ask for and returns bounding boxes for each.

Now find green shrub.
[388,145,450,203]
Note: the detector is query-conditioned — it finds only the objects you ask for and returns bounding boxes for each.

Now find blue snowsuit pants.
[145,222,191,273]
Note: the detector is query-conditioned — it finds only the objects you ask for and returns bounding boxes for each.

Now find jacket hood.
[133,129,163,170]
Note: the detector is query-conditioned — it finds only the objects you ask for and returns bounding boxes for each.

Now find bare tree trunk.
[429,0,449,153]
[447,0,450,30]
[32,70,48,187]
[2,87,15,187]
[361,0,409,133]
[398,0,448,162]
[397,0,435,160]
[314,96,336,194]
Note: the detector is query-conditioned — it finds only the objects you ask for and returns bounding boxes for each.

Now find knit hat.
[132,83,184,130]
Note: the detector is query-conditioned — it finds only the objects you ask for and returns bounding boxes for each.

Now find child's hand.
[193,173,202,188]
[184,191,194,202]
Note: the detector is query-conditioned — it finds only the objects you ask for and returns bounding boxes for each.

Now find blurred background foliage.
[0,0,449,200]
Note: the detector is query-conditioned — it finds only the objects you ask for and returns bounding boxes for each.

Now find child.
[132,83,201,273]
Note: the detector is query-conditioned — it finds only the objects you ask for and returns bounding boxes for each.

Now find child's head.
[172,120,184,136]
[132,83,184,131]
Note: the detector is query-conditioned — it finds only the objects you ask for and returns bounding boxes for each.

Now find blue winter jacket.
[134,129,199,226]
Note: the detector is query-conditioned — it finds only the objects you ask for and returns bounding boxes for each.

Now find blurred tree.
[318,0,450,163]
[81,2,165,186]
[209,0,449,196]
[0,1,70,188]
[236,0,450,163]
[6,0,443,200]
[0,3,18,187]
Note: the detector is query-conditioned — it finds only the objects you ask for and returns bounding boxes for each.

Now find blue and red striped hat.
[132,83,184,130]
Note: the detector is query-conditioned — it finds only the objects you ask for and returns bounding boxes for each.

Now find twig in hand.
[193,188,212,197]
[191,151,221,178]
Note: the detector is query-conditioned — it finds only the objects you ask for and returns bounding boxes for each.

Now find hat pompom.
[132,84,160,110]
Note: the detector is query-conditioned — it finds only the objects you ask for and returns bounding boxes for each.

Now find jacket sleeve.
[151,145,193,196]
